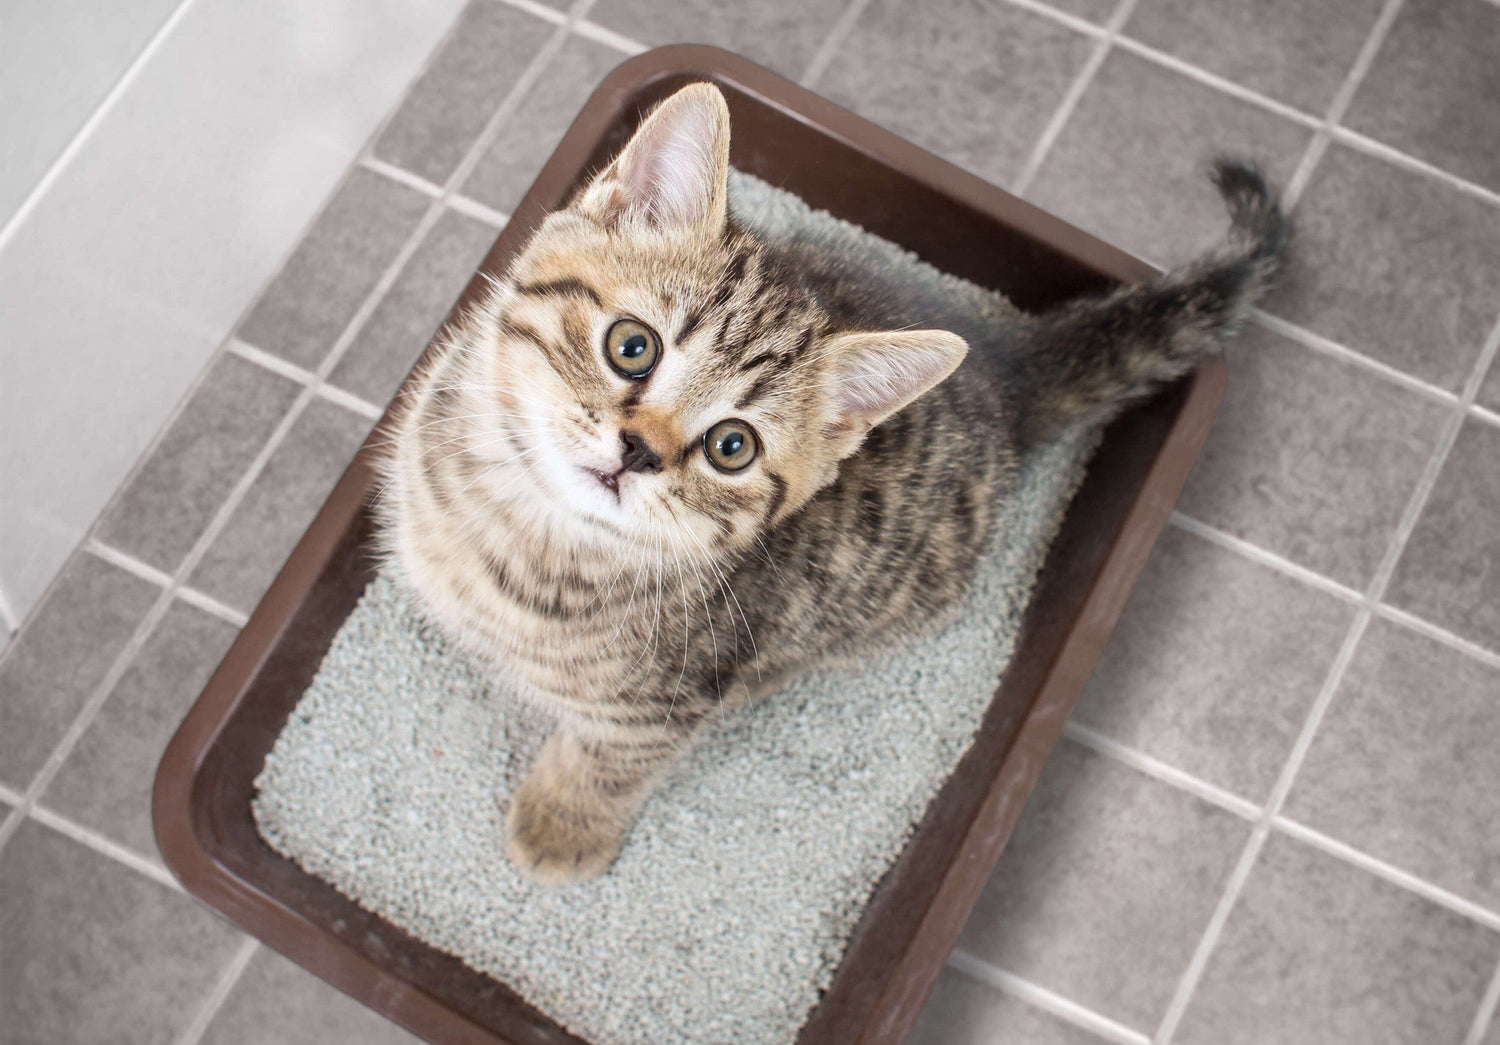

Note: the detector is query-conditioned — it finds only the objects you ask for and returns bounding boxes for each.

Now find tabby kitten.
[381,83,1287,884]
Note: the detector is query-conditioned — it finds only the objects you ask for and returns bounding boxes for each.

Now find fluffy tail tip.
[1211,158,1289,261]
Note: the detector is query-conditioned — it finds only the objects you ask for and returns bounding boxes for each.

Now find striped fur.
[379,84,1288,884]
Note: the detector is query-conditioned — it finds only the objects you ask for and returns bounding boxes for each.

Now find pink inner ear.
[614,92,723,230]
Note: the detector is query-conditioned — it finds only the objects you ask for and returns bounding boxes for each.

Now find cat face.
[441,83,967,566]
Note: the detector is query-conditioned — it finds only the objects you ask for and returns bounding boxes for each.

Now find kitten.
[380,83,1287,885]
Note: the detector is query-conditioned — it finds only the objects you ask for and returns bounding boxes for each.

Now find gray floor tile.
[0,554,159,790]
[958,738,1249,1029]
[592,0,851,79]
[1075,525,1353,802]
[189,401,373,613]
[371,2,556,186]
[94,353,302,574]
[1046,0,1119,25]
[0,818,245,1045]
[1176,833,1500,1045]
[462,35,623,215]
[199,947,421,1045]
[329,209,497,405]
[1026,50,1312,265]
[1343,0,1500,196]
[1267,144,1500,392]
[816,0,1096,188]
[44,601,238,858]
[238,169,431,370]
[1285,618,1500,910]
[1122,0,1385,114]
[1385,419,1500,654]
[909,966,1109,1045]
[1176,325,1449,590]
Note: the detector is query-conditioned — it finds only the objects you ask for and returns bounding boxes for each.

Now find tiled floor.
[2,0,1499,1042]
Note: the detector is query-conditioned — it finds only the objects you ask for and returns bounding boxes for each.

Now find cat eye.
[703,419,758,472]
[604,318,660,378]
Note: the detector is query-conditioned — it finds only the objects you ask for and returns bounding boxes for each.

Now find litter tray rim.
[153,43,1226,1045]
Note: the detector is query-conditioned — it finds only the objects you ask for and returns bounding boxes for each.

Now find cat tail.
[1010,158,1288,445]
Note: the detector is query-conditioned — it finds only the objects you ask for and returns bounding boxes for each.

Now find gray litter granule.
[253,173,1100,1045]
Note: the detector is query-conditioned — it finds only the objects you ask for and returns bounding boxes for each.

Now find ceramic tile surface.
[7,0,1500,1040]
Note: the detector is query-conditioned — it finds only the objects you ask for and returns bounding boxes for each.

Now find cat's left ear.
[577,82,731,235]
[821,329,969,457]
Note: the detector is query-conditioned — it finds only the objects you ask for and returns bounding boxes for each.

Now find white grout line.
[1001,0,1106,38]
[0,0,200,257]
[492,0,569,27]
[359,155,443,198]
[949,948,1154,1045]
[173,936,261,1045]
[800,0,880,89]
[0,780,23,807]
[29,803,183,893]
[1249,309,1462,407]
[1331,126,1500,211]
[444,192,511,230]
[1010,0,1142,197]
[1280,0,1406,210]
[1062,722,1263,821]
[1472,403,1500,429]
[1465,956,1500,1045]
[571,17,649,56]
[1374,597,1500,674]
[1272,817,1500,934]
[1155,310,1500,1043]
[1111,35,1321,130]
[83,539,252,629]
[0,579,21,635]
[1167,512,1364,604]
[226,339,385,420]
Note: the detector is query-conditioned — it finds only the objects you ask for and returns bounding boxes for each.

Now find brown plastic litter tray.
[154,45,1224,1045]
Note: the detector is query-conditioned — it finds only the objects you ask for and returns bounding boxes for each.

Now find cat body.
[380,84,1287,884]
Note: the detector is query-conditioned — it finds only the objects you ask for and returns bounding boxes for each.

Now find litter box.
[154,45,1225,1045]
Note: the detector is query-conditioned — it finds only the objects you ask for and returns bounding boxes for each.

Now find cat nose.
[619,430,663,473]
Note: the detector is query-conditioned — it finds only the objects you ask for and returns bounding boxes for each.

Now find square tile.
[1122,0,1386,114]
[44,601,239,858]
[371,2,556,186]
[1343,0,1500,196]
[1385,419,1500,654]
[0,554,159,790]
[461,35,624,215]
[1176,833,1500,1045]
[958,738,1249,1029]
[1176,325,1449,590]
[1043,0,1119,25]
[816,0,1096,188]
[238,168,431,369]
[189,400,373,613]
[908,965,1109,1045]
[1026,49,1313,265]
[591,0,852,79]
[1075,525,1353,802]
[329,208,497,404]
[199,947,421,1045]
[1285,618,1500,909]
[0,818,246,1045]
[1266,144,1500,392]
[94,353,302,574]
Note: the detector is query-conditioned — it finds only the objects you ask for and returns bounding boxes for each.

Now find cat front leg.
[505,716,696,885]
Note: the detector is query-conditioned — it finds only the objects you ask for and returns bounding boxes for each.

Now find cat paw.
[505,778,623,886]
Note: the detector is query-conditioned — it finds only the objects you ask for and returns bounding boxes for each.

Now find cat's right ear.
[575,83,732,236]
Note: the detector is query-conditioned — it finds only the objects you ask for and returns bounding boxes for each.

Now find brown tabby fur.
[379,84,1288,884]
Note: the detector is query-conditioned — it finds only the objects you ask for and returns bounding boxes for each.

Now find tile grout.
[1009,0,1143,197]
[28,802,183,893]
[225,338,386,421]
[800,0,880,89]
[173,935,261,1045]
[84,538,251,628]
[949,948,1153,1045]
[1153,306,1500,1042]
[1466,957,1500,1045]
[1166,511,1364,603]
[1062,721,1262,821]
[1279,0,1407,211]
